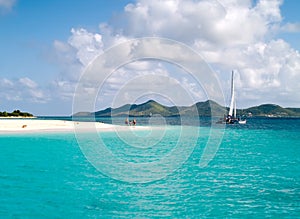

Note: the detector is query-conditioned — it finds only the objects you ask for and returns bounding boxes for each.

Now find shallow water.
[0,118,299,218]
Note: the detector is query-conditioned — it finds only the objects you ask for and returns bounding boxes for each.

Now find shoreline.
[0,116,37,119]
[0,119,151,134]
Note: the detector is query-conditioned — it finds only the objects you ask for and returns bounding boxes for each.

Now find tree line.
[0,110,33,117]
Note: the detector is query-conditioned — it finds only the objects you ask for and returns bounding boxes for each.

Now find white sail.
[228,71,235,117]
[224,70,247,124]
[234,99,237,118]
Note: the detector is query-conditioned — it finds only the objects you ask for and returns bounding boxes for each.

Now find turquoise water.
[0,118,299,218]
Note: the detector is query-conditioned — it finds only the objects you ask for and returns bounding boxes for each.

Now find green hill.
[243,104,300,117]
[74,100,227,117]
[73,100,300,118]
[93,100,180,117]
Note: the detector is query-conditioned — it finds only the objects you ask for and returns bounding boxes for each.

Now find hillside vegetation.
[0,110,34,117]
[73,100,300,118]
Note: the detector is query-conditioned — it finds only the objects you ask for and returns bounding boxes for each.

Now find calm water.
[0,118,299,218]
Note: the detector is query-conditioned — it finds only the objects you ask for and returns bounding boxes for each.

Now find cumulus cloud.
[48,29,104,102]
[68,28,104,66]
[54,0,300,108]
[53,28,104,69]
[121,0,282,46]
[0,77,48,103]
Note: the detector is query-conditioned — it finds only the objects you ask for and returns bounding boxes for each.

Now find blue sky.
[0,0,131,84]
[0,0,300,115]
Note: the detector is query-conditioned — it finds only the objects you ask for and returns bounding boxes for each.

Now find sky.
[0,0,299,115]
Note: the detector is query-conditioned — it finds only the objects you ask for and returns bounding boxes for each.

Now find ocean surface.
[0,117,299,218]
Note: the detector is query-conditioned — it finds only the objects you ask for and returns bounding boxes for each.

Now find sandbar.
[0,119,150,134]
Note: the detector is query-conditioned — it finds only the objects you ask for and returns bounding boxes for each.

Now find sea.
[0,117,299,218]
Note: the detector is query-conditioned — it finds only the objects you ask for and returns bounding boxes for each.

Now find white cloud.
[109,74,198,108]
[53,0,300,108]
[19,77,38,89]
[254,0,282,22]
[120,0,282,46]
[281,22,300,33]
[68,28,104,66]
[51,80,76,100]
[50,28,108,102]
[0,77,48,103]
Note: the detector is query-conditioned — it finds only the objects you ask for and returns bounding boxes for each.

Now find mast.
[228,70,235,117]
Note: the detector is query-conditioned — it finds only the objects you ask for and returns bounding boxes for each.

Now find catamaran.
[222,71,247,124]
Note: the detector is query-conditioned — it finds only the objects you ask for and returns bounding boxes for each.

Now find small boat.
[238,120,246,124]
[223,71,246,125]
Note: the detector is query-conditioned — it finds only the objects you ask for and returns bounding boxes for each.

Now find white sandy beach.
[0,119,149,133]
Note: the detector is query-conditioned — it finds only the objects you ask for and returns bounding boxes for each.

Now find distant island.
[0,110,34,118]
[73,100,300,118]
